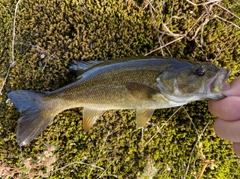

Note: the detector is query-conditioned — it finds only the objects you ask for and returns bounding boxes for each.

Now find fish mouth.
[206,68,231,99]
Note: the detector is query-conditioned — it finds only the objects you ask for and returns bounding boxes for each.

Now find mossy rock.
[0,0,240,178]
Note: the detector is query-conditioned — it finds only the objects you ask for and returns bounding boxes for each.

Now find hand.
[208,76,240,156]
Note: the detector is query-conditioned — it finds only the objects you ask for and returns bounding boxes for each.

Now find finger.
[208,97,240,121]
[222,76,240,96]
[214,118,240,143]
[233,143,240,156]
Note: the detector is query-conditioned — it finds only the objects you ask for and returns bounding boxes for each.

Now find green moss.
[1,0,240,178]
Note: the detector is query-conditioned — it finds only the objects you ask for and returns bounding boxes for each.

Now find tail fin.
[8,90,55,146]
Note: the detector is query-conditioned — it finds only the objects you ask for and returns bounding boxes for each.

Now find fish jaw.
[205,68,231,100]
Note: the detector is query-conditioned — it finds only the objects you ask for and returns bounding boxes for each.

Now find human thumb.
[222,76,240,96]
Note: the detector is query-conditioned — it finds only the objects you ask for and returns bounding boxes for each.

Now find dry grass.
[144,0,240,57]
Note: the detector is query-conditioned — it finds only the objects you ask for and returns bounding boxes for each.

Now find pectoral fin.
[126,82,158,100]
[136,109,155,128]
[83,108,105,131]
[152,93,169,102]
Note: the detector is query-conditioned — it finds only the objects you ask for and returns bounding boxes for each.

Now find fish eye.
[194,68,205,76]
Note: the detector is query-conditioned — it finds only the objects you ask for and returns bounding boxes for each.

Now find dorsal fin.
[69,60,105,76]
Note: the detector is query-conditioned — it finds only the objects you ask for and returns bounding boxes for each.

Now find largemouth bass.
[8,57,230,146]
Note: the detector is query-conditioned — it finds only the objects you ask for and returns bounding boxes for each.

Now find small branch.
[12,0,22,64]
[97,159,116,179]
[216,3,240,21]
[184,121,210,178]
[197,160,211,179]
[144,106,183,147]
[0,65,12,95]
[88,131,111,177]
[144,36,184,56]
[54,161,105,172]
[145,0,240,56]
[186,0,221,6]
[214,15,240,30]
[0,0,21,95]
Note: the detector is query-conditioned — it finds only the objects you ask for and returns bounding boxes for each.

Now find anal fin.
[136,109,155,128]
[83,108,105,131]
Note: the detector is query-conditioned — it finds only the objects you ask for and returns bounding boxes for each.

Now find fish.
[8,57,230,146]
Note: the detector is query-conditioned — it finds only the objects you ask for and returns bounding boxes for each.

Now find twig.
[216,3,240,21]
[145,0,240,56]
[0,2,9,14]
[144,36,184,56]
[97,159,117,178]
[15,42,57,71]
[183,107,199,136]
[144,0,155,11]
[144,106,183,147]
[147,1,171,56]
[144,0,210,56]
[214,15,240,30]
[0,0,21,95]
[12,0,22,64]
[88,131,111,177]
[184,121,210,178]
[0,65,12,96]
[197,160,212,179]
[54,161,104,172]
[186,0,221,6]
